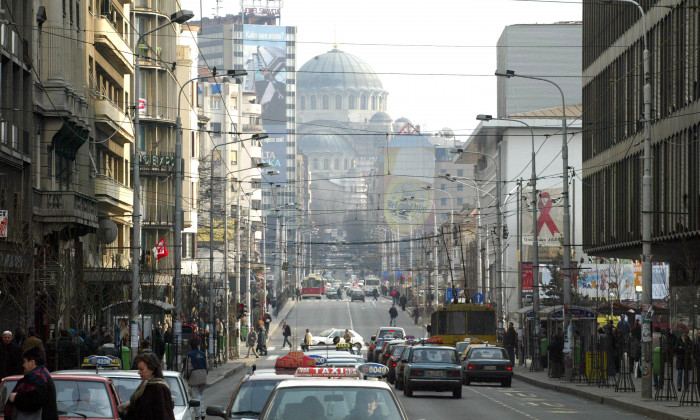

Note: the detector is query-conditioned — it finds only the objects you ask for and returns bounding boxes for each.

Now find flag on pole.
[154,237,168,260]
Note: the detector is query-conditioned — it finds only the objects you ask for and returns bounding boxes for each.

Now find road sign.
[408,277,412,283]
[474,293,484,304]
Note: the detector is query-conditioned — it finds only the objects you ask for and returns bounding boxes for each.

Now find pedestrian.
[336,287,342,300]
[344,329,352,344]
[56,329,77,371]
[412,307,419,325]
[451,286,458,304]
[4,346,57,420]
[13,328,25,350]
[153,328,166,363]
[504,322,517,364]
[85,326,100,354]
[303,329,312,352]
[390,289,397,305]
[296,288,301,301]
[652,326,662,389]
[130,340,154,369]
[117,352,175,420]
[282,322,292,349]
[674,330,692,391]
[0,331,22,380]
[97,334,121,359]
[548,329,564,378]
[23,328,43,352]
[246,328,259,358]
[372,288,378,301]
[256,325,268,356]
[388,304,398,327]
[399,295,407,311]
[184,338,207,420]
[263,312,272,335]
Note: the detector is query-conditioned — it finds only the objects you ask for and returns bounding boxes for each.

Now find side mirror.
[205,405,226,418]
[188,399,201,407]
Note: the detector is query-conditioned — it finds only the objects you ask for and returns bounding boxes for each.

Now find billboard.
[522,188,564,262]
[565,261,669,300]
[243,25,287,128]
[261,134,288,185]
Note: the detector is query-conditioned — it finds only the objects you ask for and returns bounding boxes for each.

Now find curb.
[513,372,691,420]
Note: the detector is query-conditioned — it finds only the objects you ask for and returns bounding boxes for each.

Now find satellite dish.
[97,219,118,244]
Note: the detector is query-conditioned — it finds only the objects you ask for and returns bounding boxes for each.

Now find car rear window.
[378,329,404,339]
[391,345,407,357]
[109,376,185,407]
[470,348,508,359]
[263,387,402,420]
[55,379,115,419]
[411,348,458,364]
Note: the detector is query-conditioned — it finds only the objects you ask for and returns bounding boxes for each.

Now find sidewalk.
[512,362,700,420]
[204,298,299,388]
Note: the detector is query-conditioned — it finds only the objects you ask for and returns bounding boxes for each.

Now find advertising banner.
[261,131,288,185]
[573,262,669,300]
[522,187,564,263]
[521,262,533,293]
[0,209,7,238]
[243,25,287,127]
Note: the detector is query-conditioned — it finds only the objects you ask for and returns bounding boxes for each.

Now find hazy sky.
[180,0,581,140]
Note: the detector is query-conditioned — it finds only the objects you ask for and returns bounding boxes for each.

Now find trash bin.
[121,346,130,370]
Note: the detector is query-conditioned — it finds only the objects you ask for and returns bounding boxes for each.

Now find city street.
[203,297,648,419]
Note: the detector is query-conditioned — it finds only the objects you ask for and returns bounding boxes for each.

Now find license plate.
[484,366,497,370]
[427,370,443,377]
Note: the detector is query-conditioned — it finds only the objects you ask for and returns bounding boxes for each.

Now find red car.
[0,373,122,419]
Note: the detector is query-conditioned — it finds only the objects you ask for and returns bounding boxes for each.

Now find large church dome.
[299,48,384,91]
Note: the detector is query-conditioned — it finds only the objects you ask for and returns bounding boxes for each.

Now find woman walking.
[246,327,259,358]
[118,352,175,420]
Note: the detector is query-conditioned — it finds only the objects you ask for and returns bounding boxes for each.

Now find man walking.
[246,328,259,358]
[185,338,208,420]
[399,294,407,311]
[303,329,312,352]
[282,322,292,349]
[504,322,517,364]
[0,331,22,380]
[389,304,398,327]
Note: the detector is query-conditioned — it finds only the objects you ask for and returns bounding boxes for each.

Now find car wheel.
[387,374,394,384]
[501,379,511,387]
[453,387,462,399]
[354,343,362,351]
[396,376,404,390]
[404,383,413,397]
[464,378,471,386]
[318,342,325,346]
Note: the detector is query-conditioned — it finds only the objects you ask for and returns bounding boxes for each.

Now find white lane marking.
[267,346,276,351]
[266,355,279,361]
[346,299,354,331]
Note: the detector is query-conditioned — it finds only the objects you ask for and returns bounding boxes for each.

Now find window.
[323,159,329,170]
[310,95,316,110]
[322,95,329,110]
[344,158,349,170]
[467,310,496,335]
[348,95,356,110]
[312,159,319,170]
[440,184,446,191]
[371,96,377,110]
[333,159,339,170]
[210,99,220,109]
[360,95,367,110]
[439,168,446,174]
[457,198,463,205]
[209,122,221,137]
[230,150,237,165]
[437,311,466,335]
[457,184,463,191]
[457,169,464,176]
[441,198,447,206]
[300,96,305,110]
[335,95,342,110]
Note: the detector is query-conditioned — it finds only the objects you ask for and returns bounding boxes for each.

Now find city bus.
[301,273,326,299]
[429,303,497,346]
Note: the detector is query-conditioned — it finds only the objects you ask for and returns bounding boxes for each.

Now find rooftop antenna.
[334,25,338,50]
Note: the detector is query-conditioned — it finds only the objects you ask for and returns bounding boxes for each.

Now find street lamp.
[450,148,504,333]
[424,183,457,300]
[174,69,246,363]
[209,134,268,352]
[476,114,542,370]
[403,196,438,309]
[131,9,194,364]
[600,0,653,399]
[495,68,572,377]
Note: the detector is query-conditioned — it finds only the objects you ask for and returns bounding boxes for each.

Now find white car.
[311,328,365,350]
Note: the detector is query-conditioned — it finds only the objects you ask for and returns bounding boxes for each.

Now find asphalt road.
[203,295,648,419]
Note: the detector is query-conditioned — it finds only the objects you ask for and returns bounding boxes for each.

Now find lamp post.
[132,9,193,364]
[209,134,268,355]
[496,68,572,378]
[175,69,246,363]
[449,148,503,333]
[403,197,438,308]
[476,114,542,370]
[600,0,652,398]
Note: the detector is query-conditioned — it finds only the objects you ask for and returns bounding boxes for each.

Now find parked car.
[368,327,405,362]
[462,346,513,387]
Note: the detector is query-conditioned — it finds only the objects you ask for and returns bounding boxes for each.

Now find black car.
[462,346,513,387]
[399,345,463,398]
[350,288,365,302]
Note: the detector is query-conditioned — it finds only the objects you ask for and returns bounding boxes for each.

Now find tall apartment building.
[582,2,700,318]
[0,1,34,329]
[497,23,582,118]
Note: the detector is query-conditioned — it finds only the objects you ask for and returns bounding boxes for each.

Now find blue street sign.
[474,293,484,304]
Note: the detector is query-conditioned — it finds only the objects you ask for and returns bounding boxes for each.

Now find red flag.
[155,237,168,260]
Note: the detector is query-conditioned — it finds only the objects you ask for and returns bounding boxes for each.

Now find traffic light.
[400,275,405,284]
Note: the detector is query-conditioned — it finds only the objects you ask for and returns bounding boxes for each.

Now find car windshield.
[378,330,404,339]
[0,379,18,411]
[263,387,403,420]
[411,348,458,364]
[318,329,334,337]
[391,345,407,357]
[230,380,280,417]
[470,348,509,359]
[54,379,115,418]
[455,342,469,353]
[109,376,185,407]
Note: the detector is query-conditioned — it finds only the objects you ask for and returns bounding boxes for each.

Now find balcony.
[95,174,133,213]
[94,98,134,146]
[94,17,134,75]
[241,103,261,115]
[143,203,175,226]
[34,190,98,229]
[241,123,263,132]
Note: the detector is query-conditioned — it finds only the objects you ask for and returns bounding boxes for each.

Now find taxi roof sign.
[81,355,121,369]
[335,343,351,348]
[295,367,360,378]
[274,351,317,370]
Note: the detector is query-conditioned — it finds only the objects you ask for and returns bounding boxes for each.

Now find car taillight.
[467,365,473,370]
[447,370,461,377]
[411,369,424,377]
[370,345,374,351]
[507,366,512,371]
[392,362,397,367]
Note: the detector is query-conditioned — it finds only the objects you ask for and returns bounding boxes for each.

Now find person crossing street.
[282,322,292,349]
